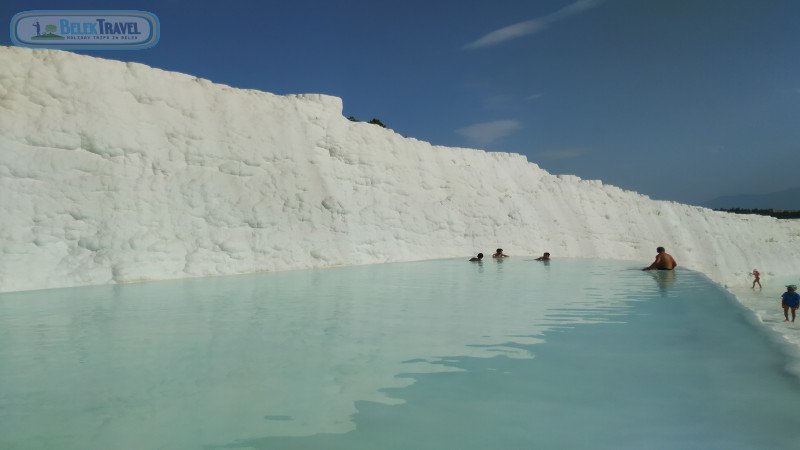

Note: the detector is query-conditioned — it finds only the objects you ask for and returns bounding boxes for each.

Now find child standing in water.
[751,269,761,289]
[781,285,799,322]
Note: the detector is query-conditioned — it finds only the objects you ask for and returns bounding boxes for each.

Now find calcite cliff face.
[1,46,798,293]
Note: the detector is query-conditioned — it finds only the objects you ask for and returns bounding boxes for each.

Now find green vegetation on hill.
[714,208,800,219]
[346,116,387,128]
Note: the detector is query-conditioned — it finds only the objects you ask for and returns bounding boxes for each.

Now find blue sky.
[3,0,799,205]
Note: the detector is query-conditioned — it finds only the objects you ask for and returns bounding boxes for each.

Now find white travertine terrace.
[1,46,798,295]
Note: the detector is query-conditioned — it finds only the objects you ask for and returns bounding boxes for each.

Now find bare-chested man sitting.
[643,246,677,270]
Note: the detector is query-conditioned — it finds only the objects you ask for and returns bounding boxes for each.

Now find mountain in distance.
[703,186,800,210]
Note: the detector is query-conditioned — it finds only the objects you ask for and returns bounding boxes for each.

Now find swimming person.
[781,285,799,322]
[469,253,484,262]
[493,248,509,258]
[752,269,761,289]
[535,252,550,261]
[643,247,677,270]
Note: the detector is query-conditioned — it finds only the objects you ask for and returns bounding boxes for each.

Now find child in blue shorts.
[781,285,800,322]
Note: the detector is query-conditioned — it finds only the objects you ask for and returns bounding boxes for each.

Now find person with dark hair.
[751,269,761,289]
[643,247,676,270]
[535,252,550,261]
[492,248,509,258]
[781,285,799,322]
[469,253,484,262]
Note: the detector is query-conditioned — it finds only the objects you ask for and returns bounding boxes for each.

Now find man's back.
[656,253,677,269]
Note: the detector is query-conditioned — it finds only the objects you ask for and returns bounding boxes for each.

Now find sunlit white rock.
[1,45,799,296]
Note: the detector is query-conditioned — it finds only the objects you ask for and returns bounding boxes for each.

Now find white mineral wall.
[1,46,799,293]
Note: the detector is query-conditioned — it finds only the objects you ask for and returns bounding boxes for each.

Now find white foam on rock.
[1,47,799,303]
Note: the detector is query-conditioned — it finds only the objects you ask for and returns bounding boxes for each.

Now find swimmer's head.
[496,248,503,253]
[656,247,665,253]
[787,285,797,291]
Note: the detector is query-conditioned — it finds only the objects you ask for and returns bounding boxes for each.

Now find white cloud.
[535,149,586,159]
[525,93,544,101]
[464,0,604,50]
[456,120,521,146]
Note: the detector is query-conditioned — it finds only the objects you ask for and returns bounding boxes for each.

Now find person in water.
[535,252,550,261]
[492,248,509,258]
[643,247,676,270]
[781,285,799,322]
[469,253,484,262]
[751,269,761,289]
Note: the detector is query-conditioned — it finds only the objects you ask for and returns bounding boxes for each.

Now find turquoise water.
[1,258,800,449]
